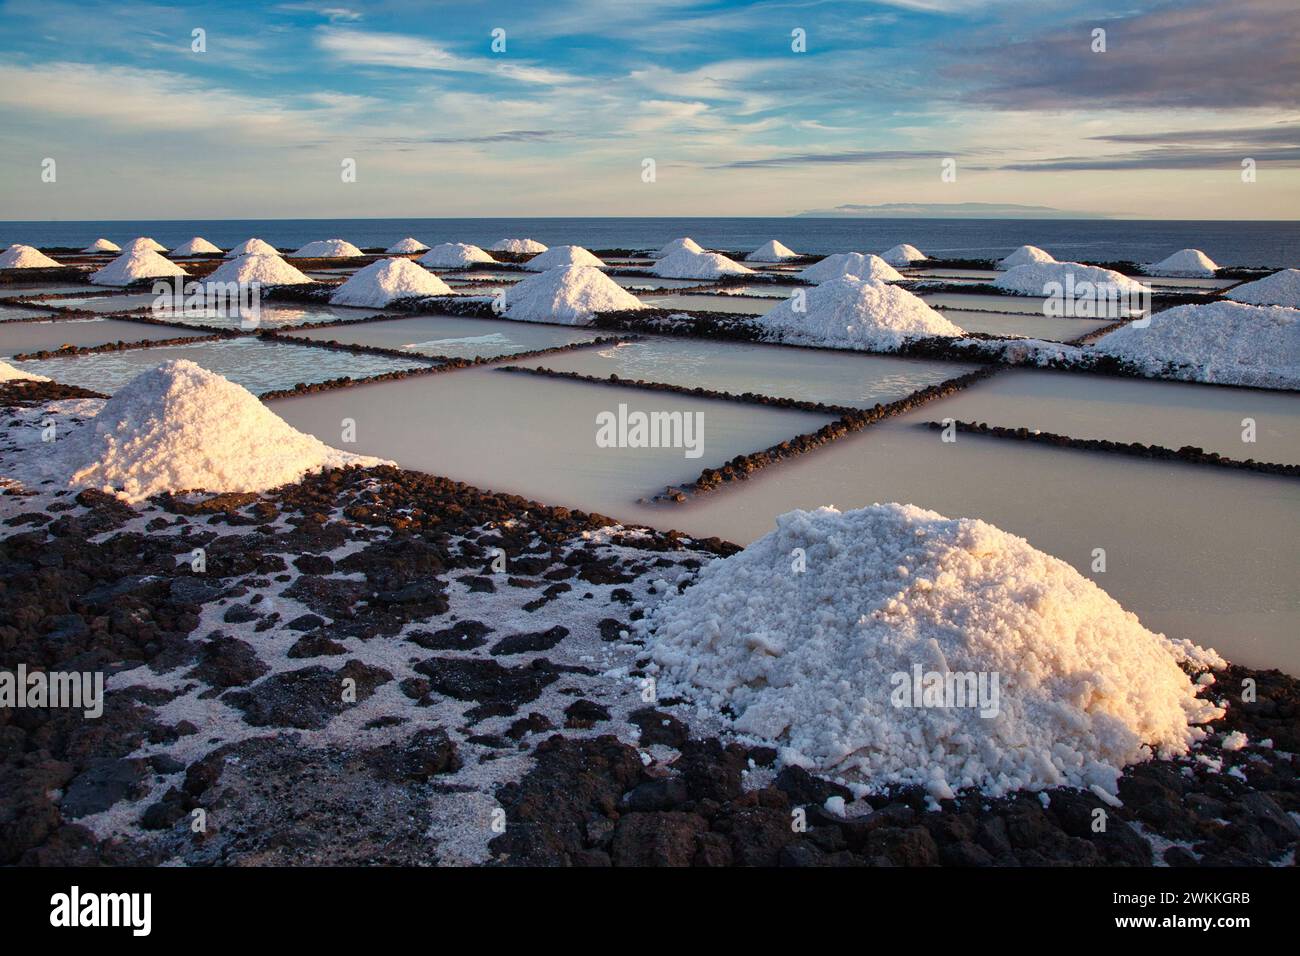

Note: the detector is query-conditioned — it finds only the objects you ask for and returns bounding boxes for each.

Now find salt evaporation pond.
[14,337,428,395]
[509,337,980,409]
[936,309,1114,341]
[919,291,1073,315]
[0,304,56,322]
[154,302,387,329]
[0,285,98,299]
[49,293,166,313]
[284,314,609,360]
[908,268,1002,281]
[609,276,706,291]
[1,317,209,355]
[640,293,778,315]
[715,284,805,299]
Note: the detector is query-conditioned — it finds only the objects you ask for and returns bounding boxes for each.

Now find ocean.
[2,218,1296,269]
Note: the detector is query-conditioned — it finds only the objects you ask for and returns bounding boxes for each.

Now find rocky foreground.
[0,381,1296,867]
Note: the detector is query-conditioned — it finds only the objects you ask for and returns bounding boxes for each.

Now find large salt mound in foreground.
[225,238,279,258]
[524,245,605,271]
[746,239,798,262]
[419,242,496,268]
[654,237,704,258]
[330,258,452,306]
[645,503,1225,799]
[0,244,61,269]
[652,249,754,280]
[59,360,388,502]
[83,238,120,253]
[0,360,51,383]
[995,262,1148,296]
[800,252,902,284]
[1093,301,1300,389]
[292,238,363,258]
[756,275,961,351]
[505,266,646,325]
[205,253,311,286]
[881,243,927,266]
[1143,248,1218,278]
[170,237,223,256]
[493,238,547,254]
[999,245,1055,268]
[1225,269,1300,308]
[386,237,429,254]
[90,249,187,286]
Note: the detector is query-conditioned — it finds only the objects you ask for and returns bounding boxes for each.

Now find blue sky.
[0,0,1296,219]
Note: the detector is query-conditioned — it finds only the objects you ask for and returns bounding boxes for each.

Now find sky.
[0,0,1296,220]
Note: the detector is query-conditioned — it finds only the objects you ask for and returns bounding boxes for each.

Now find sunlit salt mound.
[652,249,754,280]
[90,249,187,287]
[1142,249,1218,278]
[523,245,605,272]
[0,244,61,269]
[504,266,647,325]
[994,262,1148,296]
[756,275,961,351]
[1093,301,1300,389]
[1225,268,1300,308]
[225,238,280,258]
[82,238,120,253]
[653,237,704,259]
[329,258,452,307]
[386,237,429,254]
[799,252,902,284]
[645,503,1225,799]
[124,237,168,254]
[492,238,548,254]
[170,237,223,256]
[881,243,928,267]
[0,360,51,383]
[745,239,798,262]
[204,253,312,286]
[291,238,363,258]
[998,245,1055,268]
[419,242,496,268]
[61,360,389,503]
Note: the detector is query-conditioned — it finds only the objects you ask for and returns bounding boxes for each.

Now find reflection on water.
[641,294,777,315]
[2,317,208,356]
[938,309,1113,341]
[283,313,606,360]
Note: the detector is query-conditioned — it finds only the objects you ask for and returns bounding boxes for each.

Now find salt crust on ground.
[652,249,754,280]
[35,360,387,502]
[386,237,429,254]
[82,238,120,253]
[0,244,61,269]
[746,240,798,262]
[0,360,50,382]
[1142,249,1219,277]
[1092,300,1300,389]
[170,237,223,256]
[493,238,548,253]
[524,245,605,271]
[90,249,187,286]
[1225,269,1300,308]
[418,242,496,268]
[504,265,646,324]
[994,261,1148,296]
[124,237,168,254]
[329,257,452,306]
[225,238,279,258]
[881,243,928,266]
[205,253,311,286]
[998,245,1056,268]
[756,275,961,350]
[644,503,1225,799]
[291,239,364,258]
[800,252,902,283]
[654,237,704,258]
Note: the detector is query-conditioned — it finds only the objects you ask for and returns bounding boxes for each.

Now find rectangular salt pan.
[283,314,608,360]
[1,317,209,356]
[640,294,778,315]
[940,309,1114,342]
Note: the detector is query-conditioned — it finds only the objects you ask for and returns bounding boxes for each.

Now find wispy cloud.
[315,27,579,85]
[713,149,956,169]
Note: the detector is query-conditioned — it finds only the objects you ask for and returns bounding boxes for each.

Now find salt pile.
[652,249,754,280]
[1093,301,1300,389]
[82,238,120,253]
[654,237,704,259]
[329,258,452,307]
[90,248,186,286]
[0,244,62,269]
[799,252,902,284]
[504,266,646,325]
[1225,269,1300,308]
[419,242,496,268]
[1142,249,1219,277]
[170,237,223,256]
[291,238,363,258]
[204,253,311,286]
[492,238,548,254]
[0,360,51,383]
[386,237,429,254]
[524,245,605,271]
[56,360,388,502]
[881,243,928,266]
[745,240,798,262]
[225,238,280,259]
[998,245,1055,268]
[125,237,168,254]
[645,503,1225,799]
[756,275,961,350]
[994,262,1148,296]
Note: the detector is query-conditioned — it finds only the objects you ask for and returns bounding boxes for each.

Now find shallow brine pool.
[940,309,1114,341]
[154,302,387,330]
[283,313,609,360]
[1,317,209,356]
[640,293,777,315]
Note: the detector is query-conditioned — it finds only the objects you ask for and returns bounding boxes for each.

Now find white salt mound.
[386,237,429,254]
[1225,269,1300,308]
[0,244,61,269]
[90,249,187,287]
[83,238,121,253]
[881,243,928,267]
[59,360,387,502]
[999,245,1056,268]
[225,238,280,259]
[645,503,1225,798]
[205,253,311,286]
[170,237,223,256]
[1093,301,1300,389]
[329,258,452,307]
[652,249,754,280]
[746,240,798,263]
[756,275,961,351]
[0,360,51,383]
[419,242,496,268]
[1142,249,1219,278]
[124,237,168,254]
[291,238,363,258]
[504,266,646,325]
[654,237,704,259]
[524,245,605,272]
[800,252,902,284]
[994,262,1148,296]
[492,238,548,254]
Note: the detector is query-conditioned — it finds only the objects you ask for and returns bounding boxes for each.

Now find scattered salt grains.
[823,795,847,817]
[1221,730,1248,751]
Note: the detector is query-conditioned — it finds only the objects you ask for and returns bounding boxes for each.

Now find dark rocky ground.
[0,383,1296,867]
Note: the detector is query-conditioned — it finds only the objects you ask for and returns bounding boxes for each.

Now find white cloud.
[315,27,579,85]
